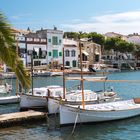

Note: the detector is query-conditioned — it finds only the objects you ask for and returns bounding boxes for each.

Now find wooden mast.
[16,40,19,95]
[31,53,33,95]
[79,42,85,109]
[63,47,65,99]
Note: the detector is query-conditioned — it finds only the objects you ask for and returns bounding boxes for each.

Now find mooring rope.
[71,106,80,134]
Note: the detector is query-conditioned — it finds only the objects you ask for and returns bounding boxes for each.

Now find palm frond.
[0,12,31,90]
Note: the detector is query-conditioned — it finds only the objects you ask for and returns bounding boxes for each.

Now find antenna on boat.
[79,41,85,109]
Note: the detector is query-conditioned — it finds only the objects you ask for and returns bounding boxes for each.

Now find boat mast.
[79,42,85,109]
[63,47,65,99]
[31,53,33,95]
[16,40,19,95]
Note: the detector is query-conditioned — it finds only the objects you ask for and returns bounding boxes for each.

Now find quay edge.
[0,110,47,128]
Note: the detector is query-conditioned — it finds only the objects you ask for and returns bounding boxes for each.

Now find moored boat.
[0,95,20,104]
[47,88,119,114]
[60,98,140,125]
[0,83,12,94]
[20,85,64,110]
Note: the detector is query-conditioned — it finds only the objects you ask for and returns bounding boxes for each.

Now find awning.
[95,51,100,55]
[82,50,89,56]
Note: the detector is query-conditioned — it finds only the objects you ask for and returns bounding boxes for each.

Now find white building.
[124,34,140,45]
[13,28,63,68]
[25,32,47,66]
[104,32,123,38]
[63,39,78,67]
[11,28,30,66]
[45,29,63,66]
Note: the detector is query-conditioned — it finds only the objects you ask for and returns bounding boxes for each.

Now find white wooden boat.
[50,71,63,76]
[20,87,48,110]
[33,70,51,77]
[47,75,117,114]
[0,72,16,79]
[20,86,63,110]
[0,95,20,104]
[47,89,118,114]
[59,98,140,125]
[0,83,12,94]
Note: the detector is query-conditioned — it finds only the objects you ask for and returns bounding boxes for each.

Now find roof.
[63,39,78,46]
[11,28,30,34]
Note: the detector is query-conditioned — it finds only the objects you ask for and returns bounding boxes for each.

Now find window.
[66,61,70,66]
[49,52,52,56]
[59,39,61,44]
[65,50,70,57]
[95,55,99,62]
[59,52,62,56]
[72,60,76,67]
[39,48,42,58]
[71,50,76,57]
[48,39,51,42]
[53,50,58,58]
[52,36,58,45]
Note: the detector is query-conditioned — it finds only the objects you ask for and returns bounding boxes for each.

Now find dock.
[0,110,46,128]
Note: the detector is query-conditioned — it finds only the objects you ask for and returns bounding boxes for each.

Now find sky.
[1,0,140,35]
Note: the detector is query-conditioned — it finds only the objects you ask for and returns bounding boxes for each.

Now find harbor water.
[0,71,140,139]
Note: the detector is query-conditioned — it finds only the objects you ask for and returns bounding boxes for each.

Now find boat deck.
[67,99,140,111]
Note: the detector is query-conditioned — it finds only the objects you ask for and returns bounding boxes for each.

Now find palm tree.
[0,12,31,89]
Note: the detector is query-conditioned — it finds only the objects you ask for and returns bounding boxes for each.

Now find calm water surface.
[0,71,140,140]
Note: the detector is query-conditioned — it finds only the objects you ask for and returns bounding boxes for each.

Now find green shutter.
[53,50,58,58]
[59,52,62,56]
[52,36,58,45]
[48,39,51,42]
[49,52,51,56]
[72,60,76,67]
[59,39,61,44]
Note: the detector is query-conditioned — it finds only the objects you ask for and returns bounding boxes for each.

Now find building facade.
[63,39,78,68]
[13,28,63,68]
[80,41,102,68]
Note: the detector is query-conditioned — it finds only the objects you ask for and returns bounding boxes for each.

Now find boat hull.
[48,97,60,114]
[0,95,20,104]
[60,100,140,125]
[20,94,47,110]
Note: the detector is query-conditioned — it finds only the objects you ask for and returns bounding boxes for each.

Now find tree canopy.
[87,32,105,46]
[104,37,134,53]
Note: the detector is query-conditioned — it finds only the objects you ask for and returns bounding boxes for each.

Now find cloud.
[10,13,32,20]
[61,10,140,34]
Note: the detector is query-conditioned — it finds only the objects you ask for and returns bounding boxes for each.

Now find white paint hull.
[0,95,20,104]
[50,72,63,76]
[60,99,140,125]
[48,98,60,114]
[0,84,12,93]
[20,94,47,110]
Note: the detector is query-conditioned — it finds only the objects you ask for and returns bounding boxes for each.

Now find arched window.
[71,50,76,57]
[66,61,70,66]
[72,60,76,67]
[65,50,70,57]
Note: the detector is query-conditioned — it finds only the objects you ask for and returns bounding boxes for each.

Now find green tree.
[63,32,79,40]
[0,12,31,89]
[63,31,88,40]
[116,40,134,53]
[134,44,140,59]
[87,32,105,46]
[104,37,120,51]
